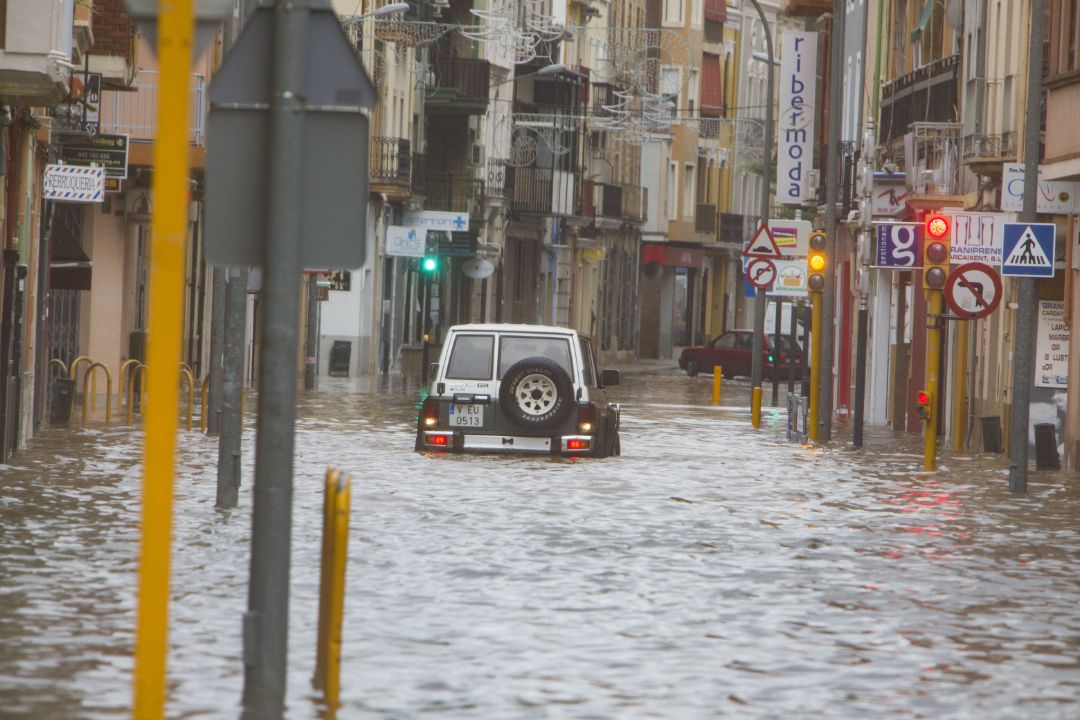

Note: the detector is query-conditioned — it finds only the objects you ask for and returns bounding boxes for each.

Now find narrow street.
[2,365,1078,718]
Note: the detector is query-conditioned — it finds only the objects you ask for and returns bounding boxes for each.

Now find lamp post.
[747,0,774,427]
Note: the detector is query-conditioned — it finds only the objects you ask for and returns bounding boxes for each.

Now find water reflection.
[0,366,1078,718]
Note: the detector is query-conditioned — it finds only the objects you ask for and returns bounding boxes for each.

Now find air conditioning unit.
[471,144,486,166]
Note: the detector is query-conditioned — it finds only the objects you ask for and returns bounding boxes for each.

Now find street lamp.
[490,62,569,88]
[364,2,410,17]
[121,0,232,57]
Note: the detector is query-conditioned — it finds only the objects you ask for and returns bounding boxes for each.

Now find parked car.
[677,329,805,379]
[415,324,622,457]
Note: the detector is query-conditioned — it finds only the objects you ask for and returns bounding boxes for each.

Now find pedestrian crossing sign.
[1001,222,1056,278]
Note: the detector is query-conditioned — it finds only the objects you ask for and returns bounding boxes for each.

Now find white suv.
[415,324,621,457]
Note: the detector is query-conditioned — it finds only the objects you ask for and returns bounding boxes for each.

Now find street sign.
[1001,223,1056,278]
[385,226,426,257]
[746,257,777,288]
[54,72,102,134]
[43,164,105,202]
[767,218,812,257]
[402,210,470,234]
[58,133,129,179]
[873,222,921,268]
[743,223,782,259]
[944,262,1002,319]
[767,259,808,297]
[943,210,1013,265]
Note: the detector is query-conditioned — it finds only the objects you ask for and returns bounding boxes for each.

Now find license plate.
[448,403,484,427]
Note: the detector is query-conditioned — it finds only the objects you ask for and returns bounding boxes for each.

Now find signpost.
[1001,222,1056,278]
[767,218,811,257]
[768,259,808,297]
[944,262,1002,319]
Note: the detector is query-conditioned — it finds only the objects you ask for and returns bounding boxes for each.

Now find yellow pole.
[325,470,351,710]
[924,290,943,471]
[133,0,193,714]
[808,290,822,442]
[951,319,969,451]
[751,386,762,428]
[179,368,194,432]
[711,367,722,405]
[314,468,339,691]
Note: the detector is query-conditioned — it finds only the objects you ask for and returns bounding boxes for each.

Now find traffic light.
[807,230,827,292]
[421,234,439,274]
[915,389,932,420]
[922,214,951,290]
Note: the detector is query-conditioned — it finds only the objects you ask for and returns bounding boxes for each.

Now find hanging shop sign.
[776,31,818,205]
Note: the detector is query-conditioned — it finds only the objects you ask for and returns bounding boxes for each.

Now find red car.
[678,329,804,379]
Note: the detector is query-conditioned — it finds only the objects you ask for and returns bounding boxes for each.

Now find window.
[666,161,678,220]
[735,333,754,350]
[683,164,695,220]
[579,336,596,387]
[688,68,700,116]
[498,336,572,377]
[714,333,737,349]
[446,335,495,380]
[663,0,683,26]
[660,67,681,112]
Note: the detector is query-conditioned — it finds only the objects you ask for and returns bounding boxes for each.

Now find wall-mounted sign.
[403,209,470,233]
[385,225,426,257]
[872,174,908,217]
[768,259,808,297]
[59,133,129,179]
[873,222,921,268]
[1002,163,1080,214]
[43,164,104,203]
[943,210,1013,265]
[776,31,818,205]
[1036,300,1069,388]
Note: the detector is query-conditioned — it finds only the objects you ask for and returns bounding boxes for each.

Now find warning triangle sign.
[742,223,783,259]
[1004,226,1052,268]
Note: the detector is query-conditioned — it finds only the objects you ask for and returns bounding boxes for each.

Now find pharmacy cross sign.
[944,262,1002,320]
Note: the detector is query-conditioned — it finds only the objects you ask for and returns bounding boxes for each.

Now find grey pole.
[304,273,318,391]
[241,0,308,714]
[217,268,246,508]
[206,269,226,435]
[748,0,774,393]
[1008,0,1046,493]
[818,0,845,442]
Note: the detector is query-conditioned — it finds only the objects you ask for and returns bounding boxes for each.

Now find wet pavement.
[1,363,1079,718]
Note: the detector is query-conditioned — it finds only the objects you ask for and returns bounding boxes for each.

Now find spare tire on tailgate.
[499,357,573,431]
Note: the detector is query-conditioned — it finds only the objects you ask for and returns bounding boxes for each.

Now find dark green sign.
[59,133,129,179]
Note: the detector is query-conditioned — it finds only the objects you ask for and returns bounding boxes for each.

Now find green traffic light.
[422,256,438,272]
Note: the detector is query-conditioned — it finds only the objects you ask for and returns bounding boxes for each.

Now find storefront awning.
[642,243,705,269]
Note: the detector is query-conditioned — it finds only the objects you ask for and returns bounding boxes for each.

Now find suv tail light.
[577,403,597,434]
[420,397,439,429]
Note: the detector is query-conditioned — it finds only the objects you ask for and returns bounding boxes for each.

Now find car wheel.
[499,357,574,431]
[685,359,699,377]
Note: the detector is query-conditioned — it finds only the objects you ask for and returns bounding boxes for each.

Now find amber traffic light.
[807,231,827,292]
[922,214,951,290]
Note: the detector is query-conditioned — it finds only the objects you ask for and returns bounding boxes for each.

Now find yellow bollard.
[126,364,148,425]
[179,368,194,432]
[314,467,352,711]
[711,367,722,406]
[200,376,210,433]
[68,355,93,381]
[49,358,68,376]
[81,363,113,425]
[118,359,142,414]
[752,386,762,428]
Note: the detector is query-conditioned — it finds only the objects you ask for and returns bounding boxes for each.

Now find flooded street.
[2,364,1079,719]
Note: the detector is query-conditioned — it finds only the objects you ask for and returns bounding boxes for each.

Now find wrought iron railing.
[422,172,485,217]
[370,137,411,186]
[595,182,622,219]
[99,71,207,145]
[430,50,491,102]
[962,131,1018,160]
[486,159,513,201]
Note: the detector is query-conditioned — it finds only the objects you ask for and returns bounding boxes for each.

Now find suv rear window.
[498,336,572,377]
[445,335,494,380]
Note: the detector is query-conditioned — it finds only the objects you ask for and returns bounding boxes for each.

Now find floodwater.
[2,364,1079,719]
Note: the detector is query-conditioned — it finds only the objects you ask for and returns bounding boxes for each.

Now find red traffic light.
[916,390,930,405]
[926,215,950,239]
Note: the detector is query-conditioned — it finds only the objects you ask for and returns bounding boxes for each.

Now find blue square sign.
[1001,223,1056,278]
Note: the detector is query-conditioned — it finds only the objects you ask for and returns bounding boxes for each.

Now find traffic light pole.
[748,0,773,429]
[924,289,943,471]
[808,289,822,442]
[1008,0,1046,493]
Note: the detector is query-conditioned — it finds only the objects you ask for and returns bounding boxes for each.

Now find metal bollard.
[200,376,210,433]
[81,363,113,425]
[314,468,351,710]
[179,367,195,432]
[711,367,722,406]
[126,364,148,425]
[118,359,142,414]
[752,386,762,429]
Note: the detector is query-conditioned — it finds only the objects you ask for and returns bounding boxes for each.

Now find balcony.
[880,55,960,143]
[99,71,207,145]
[370,136,416,200]
[506,165,578,216]
[426,49,491,115]
[695,203,717,235]
[905,123,963,206]
[962,131,1018,176]
[422,173,486,219]
[595,183,623,220]
[621,183,647,223]
[0,0,75,105]
[486,159,513,202]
